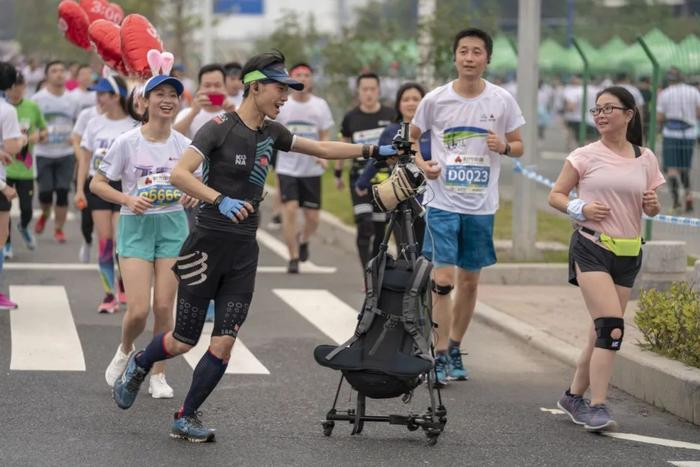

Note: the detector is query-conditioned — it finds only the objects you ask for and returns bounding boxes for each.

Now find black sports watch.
[213,194,225,207]
[501,143,511,156]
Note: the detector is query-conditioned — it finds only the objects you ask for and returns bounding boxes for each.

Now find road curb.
[474,302,700,426]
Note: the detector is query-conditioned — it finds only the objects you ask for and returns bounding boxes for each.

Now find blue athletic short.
[422,207,496,271]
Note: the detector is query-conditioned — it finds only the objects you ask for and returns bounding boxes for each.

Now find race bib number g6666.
[136,172,181,207]
[444,154,490,194]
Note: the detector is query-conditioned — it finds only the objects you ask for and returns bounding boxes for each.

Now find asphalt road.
[0,207,699,466]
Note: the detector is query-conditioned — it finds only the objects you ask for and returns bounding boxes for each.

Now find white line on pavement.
[256,229,337,273]
[184,323,269,375]
[539,408,564,415]
[273,288,359,345]
[9,285,85,371]
[668,462,700,466]
[4,262,335,274]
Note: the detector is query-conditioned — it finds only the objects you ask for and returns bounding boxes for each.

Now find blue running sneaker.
[557,390,590,425]
[113,351,148,409]
[3,243,12,260]
[171,411,216,443]
[447,346,469,380]
[585,404,618,432]
[205,300,215,322]
[434,353,449,386]
[18,225,36,250]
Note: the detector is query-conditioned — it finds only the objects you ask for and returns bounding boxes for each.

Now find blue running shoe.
[434,353,449,386]
[585,404,618,432]
[171,411,216,443]
[205,300,215,322]
[18,225,36,250]
[113,351,148,409]
[447,346,469,380]
[3,243,12,260]
[557,390,590,425]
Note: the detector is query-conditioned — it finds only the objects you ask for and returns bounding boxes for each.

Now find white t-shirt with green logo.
[32,88,79,158]
[412,79,525,215]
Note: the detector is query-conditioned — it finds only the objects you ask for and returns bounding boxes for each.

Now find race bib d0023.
[444,154,490,194]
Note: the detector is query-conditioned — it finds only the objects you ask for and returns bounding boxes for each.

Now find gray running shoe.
[585,404,618,432]
[557,390,590,426]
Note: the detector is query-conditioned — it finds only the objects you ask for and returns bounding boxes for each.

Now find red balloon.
[58,0,91,50]
[80,0,123,25]
[89,20,128,76]
[120,14,163,78]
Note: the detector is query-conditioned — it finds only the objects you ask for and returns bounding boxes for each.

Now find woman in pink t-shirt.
[548,86,665,433]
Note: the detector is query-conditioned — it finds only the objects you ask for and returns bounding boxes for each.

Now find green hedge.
[635,282,700,369]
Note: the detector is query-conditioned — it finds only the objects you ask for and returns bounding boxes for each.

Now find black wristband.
[334,169,342,179]
[213,194,224,207]
[362,144,372,160]
[502,143,511,156]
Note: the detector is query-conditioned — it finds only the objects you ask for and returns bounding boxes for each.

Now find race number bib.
[136,172,181,207]
[46,123,73,146]
[444,154,490,194]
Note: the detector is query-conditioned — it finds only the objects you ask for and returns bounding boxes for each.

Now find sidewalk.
[475,284,700,427]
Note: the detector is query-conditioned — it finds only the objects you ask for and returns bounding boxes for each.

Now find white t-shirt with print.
[99,127,191,216]
[73,105,100,137]
[0,97,22,182]
[658,83,700,140]
[275,95,334,177]
[412,79,525,215]
[81,115,138,177]
[32,88,79,158]
[175,108,224,139]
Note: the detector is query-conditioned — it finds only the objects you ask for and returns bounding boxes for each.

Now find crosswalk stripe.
[183,323,269,375]
[4,263,335,274]
[256,230,337,273]
[9,285,86,371]
[273,288,359,345]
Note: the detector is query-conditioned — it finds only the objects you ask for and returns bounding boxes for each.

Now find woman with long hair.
[548,86,665,432]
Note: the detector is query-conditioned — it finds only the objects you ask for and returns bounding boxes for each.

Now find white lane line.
[4,263,335,274]
[256,229,337,274]
[9,285,85,371]
[540,408,564,415]
[603,433,700,451]
[668,462,700,466]
[273,289,359,345]
[183,323,269,375]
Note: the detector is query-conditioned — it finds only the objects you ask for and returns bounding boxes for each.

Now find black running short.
[85,177,122,211]
[568,230,642,288]
[0,191,10,212]
[278,174,321,209]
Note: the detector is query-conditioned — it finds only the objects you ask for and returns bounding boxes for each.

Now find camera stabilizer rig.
[315,122,447,446]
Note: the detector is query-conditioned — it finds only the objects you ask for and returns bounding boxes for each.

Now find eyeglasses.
[589,104,628,116]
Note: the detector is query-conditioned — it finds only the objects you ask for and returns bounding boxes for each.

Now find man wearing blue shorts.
[411,28,525,385]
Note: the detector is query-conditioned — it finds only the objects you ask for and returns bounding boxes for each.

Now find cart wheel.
[322,420,335,436]
[407,422,419,432]
[426,434,439,446]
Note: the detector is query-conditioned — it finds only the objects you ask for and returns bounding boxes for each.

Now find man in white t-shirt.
[274,63,334,273]
[32,60,79,243]
[174,64,234,139]
[69,64,97,113]
[224,62,244,109]
[411,28,525,385]
[657,67,700,213]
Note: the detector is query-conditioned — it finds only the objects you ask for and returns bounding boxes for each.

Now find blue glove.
[217,196,248,222]
[375,144,397,158]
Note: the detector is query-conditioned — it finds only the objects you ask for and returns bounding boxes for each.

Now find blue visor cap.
[89,77,127,97]
[246,66,304,91]
[143,75,184,96]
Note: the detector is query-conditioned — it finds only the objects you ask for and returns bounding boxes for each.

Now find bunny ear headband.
[147,49,175,77]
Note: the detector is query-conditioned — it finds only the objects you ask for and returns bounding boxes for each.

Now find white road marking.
[9,285,85,371]
[184,323,269,375]
[668,462,700,466]
[273,289,359,345]
[540,408,564,414]
[4,262,335,274]
[256,229,337,273]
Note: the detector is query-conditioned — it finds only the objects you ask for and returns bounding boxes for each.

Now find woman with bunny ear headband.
[108,49,398,443]
[90,50,201,401]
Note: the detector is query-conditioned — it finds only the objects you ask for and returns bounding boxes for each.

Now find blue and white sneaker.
[434,353,449,386]
[171,411,216,443]
[557,390,590,425]
[113,351,148,409]
[18,225,36,250]
[447,346,469,380]
[3,243,12,260]
[585,404,618,432]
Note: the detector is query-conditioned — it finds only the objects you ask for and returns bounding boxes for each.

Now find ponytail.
[627,106,643,146]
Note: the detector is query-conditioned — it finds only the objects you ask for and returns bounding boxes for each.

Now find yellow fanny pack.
[598,233,642,257]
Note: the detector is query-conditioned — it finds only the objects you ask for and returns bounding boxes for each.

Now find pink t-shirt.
[567,141,666,238]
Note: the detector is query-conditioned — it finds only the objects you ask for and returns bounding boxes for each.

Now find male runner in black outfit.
[111,51,395,442]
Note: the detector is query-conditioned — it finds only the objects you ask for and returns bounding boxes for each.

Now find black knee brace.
[431,280,454,295]
[172,286,211,346]
[38,191,53,205]
[55,189,69,207]
[594,317,624,351]
[357,216,374,238]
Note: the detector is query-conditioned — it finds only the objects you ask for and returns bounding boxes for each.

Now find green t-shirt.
[7,98,46,180]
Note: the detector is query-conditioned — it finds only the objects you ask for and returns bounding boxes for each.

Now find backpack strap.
[401,256,434,362]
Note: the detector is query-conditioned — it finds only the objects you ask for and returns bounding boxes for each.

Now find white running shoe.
[105,344,134,387]
[148,373,174,399]
[79,241,91,263]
